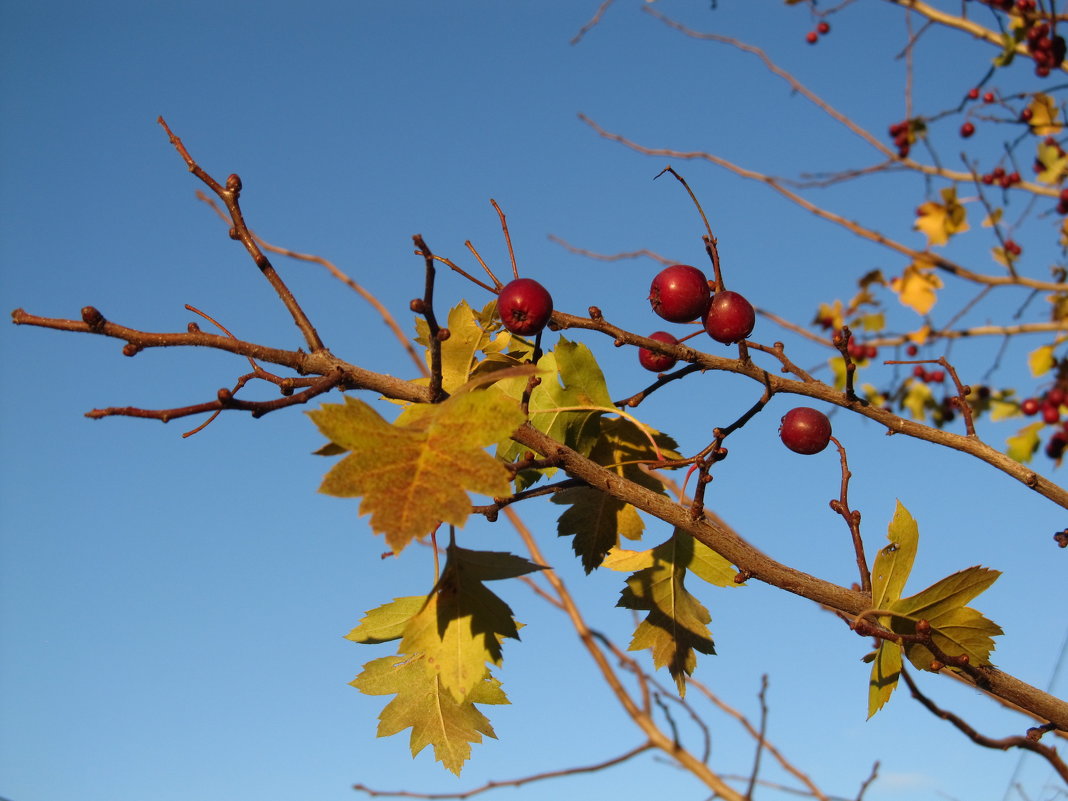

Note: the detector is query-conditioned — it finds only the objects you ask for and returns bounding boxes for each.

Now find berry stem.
[412,234,447,402]
[830,436,872,595]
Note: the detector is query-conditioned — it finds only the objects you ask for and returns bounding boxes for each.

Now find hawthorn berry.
[817,21,830,34]
[967,87,980,100]
[805,30,819,44]
[1022,397,1041,416]
[649,264,712,323]
[704,290,756,345]
[960,121,976,138]
[779,407,833,455]
[638,331,679,373]
[497,277,554,336]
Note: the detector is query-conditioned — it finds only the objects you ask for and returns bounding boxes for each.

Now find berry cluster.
[1021,384,1066,425]
[641,264,755,373]
[979,166,1021,188]
[845,336,878,362]
[887,119,915,158]
[1056,188,1068,215]
[1024,21,1066,77]
[805,20,831,44]
[912,365,946,384]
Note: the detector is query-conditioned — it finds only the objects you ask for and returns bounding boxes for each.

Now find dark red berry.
[649,264,712,323]
[1046,431,1068,459]
[928,370,946,383]
[1043,404,1061,424]
[817,21,830,34]
[967,87,980,100]
[805,30,819,44]
[1022,397,1041,416]
[1048,386,1065,407]
[497,278,553,336]
[906,344,919,356]
[961,121,976,138]
[638,331,679,373]
[704,290,756,344]
[913,365,928,380]
[779,407,833,455]
[983,91,996,103]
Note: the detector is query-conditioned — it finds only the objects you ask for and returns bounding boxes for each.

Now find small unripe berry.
[779,407,833,455]
[497,278,553,336]
[704,290,756,344]
[649,264,711,323]
[638,331,679,373]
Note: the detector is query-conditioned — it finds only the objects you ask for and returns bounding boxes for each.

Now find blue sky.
[2,2,1066,800]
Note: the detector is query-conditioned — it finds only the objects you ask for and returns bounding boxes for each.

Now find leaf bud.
[436,327,451,342]
[588,306,603,320]
[915,619,931,635]
[226,173,243,192]
[217,387,233,403]
[930,660,944,672]
[81,306,105,329]
[410,298,427,314]
[187,322,201,333]
[122,342,142,357]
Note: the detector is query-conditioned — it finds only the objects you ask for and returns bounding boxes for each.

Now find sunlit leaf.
[347,596,426,644]
[352,655,507,775]
[1029,344,1056,377]
[871,500,919,610]
[913,187,968,247]
[890,264,943,315]
[902,379,934,421]
[1027,93,1062,136]
[867,639,902,719]
[1007,421,1043,463]
[1036,140,1068,184]
[309,393,525,553]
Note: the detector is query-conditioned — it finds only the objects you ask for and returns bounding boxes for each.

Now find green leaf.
[399,545,543,702]
[352,654,507,776]
[1007,421,1043,464]
[346,596,425,644]
[616,530,731,694]
[552,417,681,571]
[308,392,525,553]
[495,338,614,487]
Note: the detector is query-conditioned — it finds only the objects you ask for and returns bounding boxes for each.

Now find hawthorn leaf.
[1036,139,1068,184]
[871,500,919,610]
[902,379,934,421]
[347,596,426,644]
[1029,344,1056,377]
[495,337,613,486]
[308,393,525,553]
[913,187,968,247]
[1006,421,1043,463]
[400,545,543,702]
[890,263,944,315]
[352,654,507,776]
[1027,93,1062,136]
[867,639,902,719]
[616,530,731,694]
[552,417,681,571]
[414,300,502,394]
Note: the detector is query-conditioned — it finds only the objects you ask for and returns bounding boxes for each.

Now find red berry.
[967,87,980,100]
[806,30,819,44]
[779,407,833,455]
[817,21,830,34]
[497,278,553,336]
[960,121,976,138]
[983,91,996,103]
[638,331,679,373]
[928,370,946,383]
[1043,404,1061,424]
[649,264,711,323]
[1022,397,1041,415]
[906,344,919,356]
[913,365,928,380]
[704,290,756,345]
[1048,386,1065,407]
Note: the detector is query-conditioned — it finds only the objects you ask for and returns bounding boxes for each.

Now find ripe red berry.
[983,91,996,103]
[805,30,819,44]
[906,343,919,357]
[1022,397,1041,416]
[779,407,833,455]
[928,370,946,383]
[1048,386,1066,407]
[649,264,711,323]
[967,87,980,100]
[704,290,756,345]
[638,331,679,373]
[1043,403,1061,424]
[497,278,553,336]
[960,121,976,138]
[817,21,830,34]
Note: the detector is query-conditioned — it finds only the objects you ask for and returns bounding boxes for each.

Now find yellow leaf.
[1029,344,1055,377]
[815,300,845,331]
[906,325,932,345]
[1036,140,1068,185]
[890,264,943,316]
[1028,93,1062,136]
[309,393,525,553]
[981,208,1003,228]
[1007,422,1043,463]
[914,187,968,247]
[858,312,886,332]
[829,356,848,390]
[902,379,934,421]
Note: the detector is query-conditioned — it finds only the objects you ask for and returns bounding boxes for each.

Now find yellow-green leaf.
[1007,421,1043,463]
[867,641,902,719]
[1036,140,1068,185]
[352,655,506,775]
[309,393,525,553]
[871,500,919,610]
[1028,93,1062,136]
[902,379,934,421]
[347,596,425,644]
[1029,344,1056,377]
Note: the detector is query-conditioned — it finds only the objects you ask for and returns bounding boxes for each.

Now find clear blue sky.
[2,2,1065,800]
